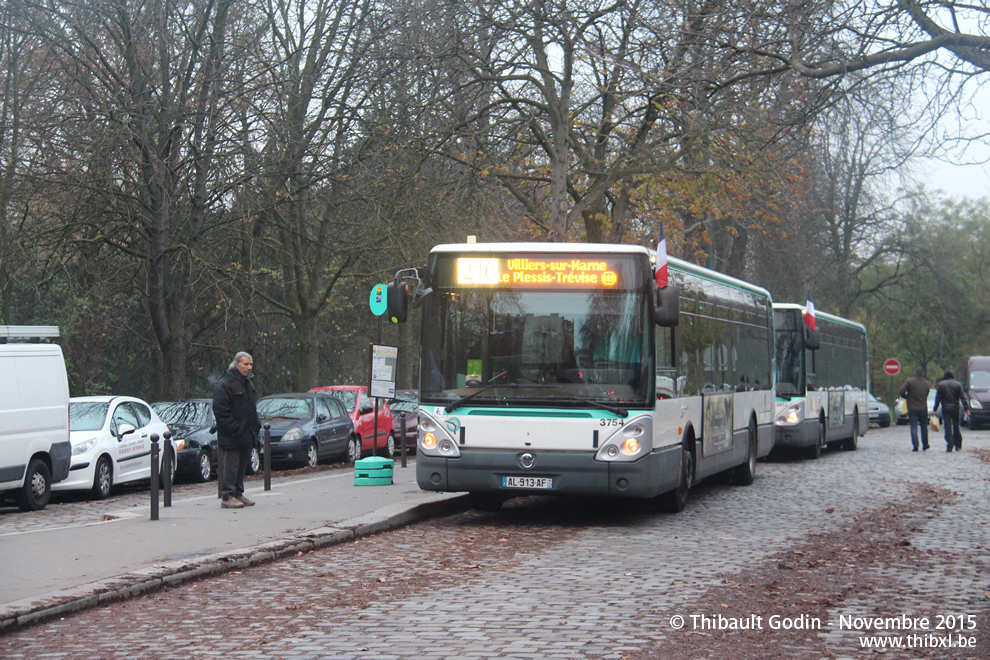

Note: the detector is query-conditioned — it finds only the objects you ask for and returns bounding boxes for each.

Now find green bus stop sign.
[369,283,387,316]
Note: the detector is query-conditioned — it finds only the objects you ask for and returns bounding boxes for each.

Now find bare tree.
[0,1,52,323]
[24,0,252,398]
[233,0,389,390]
[780,1,990,78]
[409,0,840,251]
[866,196,990,377]
[747,76,920,317]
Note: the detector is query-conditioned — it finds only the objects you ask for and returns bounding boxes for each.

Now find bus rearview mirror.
[655,284,680,327]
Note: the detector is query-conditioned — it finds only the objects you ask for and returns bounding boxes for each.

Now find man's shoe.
[923,445,929,451]
[946,447,954,452]
[221,498,245,509]
[237,494,256,506]
[912,447,918,452]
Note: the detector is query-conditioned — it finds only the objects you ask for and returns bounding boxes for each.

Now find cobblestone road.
[0,425,987,659]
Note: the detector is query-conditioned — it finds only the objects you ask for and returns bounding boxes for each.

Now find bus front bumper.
[773,419,818,449]
[416,446,681,499]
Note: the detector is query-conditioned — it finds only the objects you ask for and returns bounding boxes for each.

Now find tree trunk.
[295,311,322,391]
[156,334,188,400]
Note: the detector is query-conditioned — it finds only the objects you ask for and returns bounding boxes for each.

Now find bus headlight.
[596,416,652,462]
[775,401,804,426]
[417,412,461,458]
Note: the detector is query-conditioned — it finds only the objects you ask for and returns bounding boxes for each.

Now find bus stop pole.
[890,375,895,425]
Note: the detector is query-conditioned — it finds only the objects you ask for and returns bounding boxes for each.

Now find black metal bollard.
[217,439,223,499]
[263,424,272,491]
[162,430,173,507]
[399,412,407,468]
[150,433,160,521]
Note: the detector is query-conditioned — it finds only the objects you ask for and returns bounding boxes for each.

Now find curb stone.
[0,494,471,634]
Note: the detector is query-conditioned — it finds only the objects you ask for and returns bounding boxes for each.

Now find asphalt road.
[0,424,987,659]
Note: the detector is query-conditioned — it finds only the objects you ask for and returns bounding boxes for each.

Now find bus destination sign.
[456,257,619,288]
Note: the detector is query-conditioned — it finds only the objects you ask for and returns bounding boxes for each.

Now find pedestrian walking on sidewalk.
[213,352,261,509]
[933,371,969,452]
[899,367,931,452]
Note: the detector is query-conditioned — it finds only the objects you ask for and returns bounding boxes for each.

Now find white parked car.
[54,396,176,500]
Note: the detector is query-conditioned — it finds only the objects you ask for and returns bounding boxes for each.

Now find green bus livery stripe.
[458,408,651,419]
[465,409,593,418]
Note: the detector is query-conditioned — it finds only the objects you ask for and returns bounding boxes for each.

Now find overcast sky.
[921,159,990,200]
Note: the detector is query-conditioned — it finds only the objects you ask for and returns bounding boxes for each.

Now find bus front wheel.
[658,446,693,513]
[841,414,859,451]
[732,421,757,485]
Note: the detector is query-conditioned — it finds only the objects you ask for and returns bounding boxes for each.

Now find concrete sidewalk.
[0,460,469,632]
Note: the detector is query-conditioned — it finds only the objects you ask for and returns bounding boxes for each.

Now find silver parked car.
[868,393,890,428]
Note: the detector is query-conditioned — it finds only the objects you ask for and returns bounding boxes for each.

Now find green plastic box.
[354,457,394,486]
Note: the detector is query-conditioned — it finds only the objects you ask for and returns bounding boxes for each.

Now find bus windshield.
[774,309,805,396]
[420,288,653,409]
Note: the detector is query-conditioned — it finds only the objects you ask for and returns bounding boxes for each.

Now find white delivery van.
[0,326,72,511]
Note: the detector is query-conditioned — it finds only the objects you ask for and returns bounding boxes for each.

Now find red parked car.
[309,385,395,459]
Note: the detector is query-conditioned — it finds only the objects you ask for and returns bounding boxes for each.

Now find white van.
[0,326,72,511]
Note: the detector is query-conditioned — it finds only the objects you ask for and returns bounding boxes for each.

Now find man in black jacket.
[933,371,969,452]
[213,352,261,509]
[899,367,930,451]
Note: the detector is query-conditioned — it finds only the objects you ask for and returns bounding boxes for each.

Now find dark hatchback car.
[152,399,219,483]
[256,393,353,467]
[153,399,262,481]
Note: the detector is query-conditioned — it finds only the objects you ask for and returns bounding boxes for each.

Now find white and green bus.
[404,242,775,512]
[772,304,869,459]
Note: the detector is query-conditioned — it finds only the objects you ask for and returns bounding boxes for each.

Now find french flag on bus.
[655,221,669,288]
[804,292,816,331]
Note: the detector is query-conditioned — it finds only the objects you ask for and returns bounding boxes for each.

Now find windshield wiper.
[445,384,517,413]
[560,397,629,418]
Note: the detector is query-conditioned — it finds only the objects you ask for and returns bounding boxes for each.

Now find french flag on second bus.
[804,291,816,331]
[655,221,669,288]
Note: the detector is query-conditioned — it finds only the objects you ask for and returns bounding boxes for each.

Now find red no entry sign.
[883,358,900,376]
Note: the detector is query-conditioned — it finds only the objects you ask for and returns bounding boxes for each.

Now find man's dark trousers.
[220,446,252,500]
[908,409,929,451]
[942,406,962,451]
